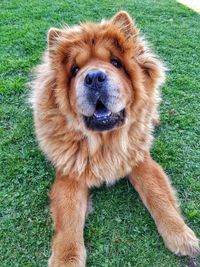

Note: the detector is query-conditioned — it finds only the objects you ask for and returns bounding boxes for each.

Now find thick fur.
[30,11,199,266]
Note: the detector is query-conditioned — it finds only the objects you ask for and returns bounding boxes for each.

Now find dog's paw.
[48,258,84,267]
[163,225,200,256]
[48,252,86,267]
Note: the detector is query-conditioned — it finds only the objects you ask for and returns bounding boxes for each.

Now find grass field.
[0,0,200,266]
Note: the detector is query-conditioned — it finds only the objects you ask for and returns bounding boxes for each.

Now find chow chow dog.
[30,11,199,266]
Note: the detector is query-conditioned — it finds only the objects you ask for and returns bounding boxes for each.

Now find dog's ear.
[111,11,138,39]
[111,12,165,91]
[48,28,64,47]
[139,53,166,92]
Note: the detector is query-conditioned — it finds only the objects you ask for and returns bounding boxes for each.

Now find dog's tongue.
[94,101,111,118]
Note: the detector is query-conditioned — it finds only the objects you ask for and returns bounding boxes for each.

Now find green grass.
[0,0,200,266]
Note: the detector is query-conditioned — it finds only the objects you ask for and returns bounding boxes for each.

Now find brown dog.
[30,11,199,266]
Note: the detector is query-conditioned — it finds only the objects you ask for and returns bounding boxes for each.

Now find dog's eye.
[111,58,122,69]
[71,65,80,77]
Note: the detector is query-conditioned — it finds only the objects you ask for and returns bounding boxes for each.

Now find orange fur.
[30,11,199,266]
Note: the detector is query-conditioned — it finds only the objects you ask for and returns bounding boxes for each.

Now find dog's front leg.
[48,172,88,267]
[129,153,199,256]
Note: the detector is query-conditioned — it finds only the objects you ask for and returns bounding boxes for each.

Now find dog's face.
[48,12,164,132]
[73,58,130,131]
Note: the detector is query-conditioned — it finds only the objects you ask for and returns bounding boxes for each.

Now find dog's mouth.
[83,100,126,131]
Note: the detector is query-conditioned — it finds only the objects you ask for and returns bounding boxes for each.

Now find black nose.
[85,70,106,87]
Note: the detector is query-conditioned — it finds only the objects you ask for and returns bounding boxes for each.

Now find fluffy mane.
[30,12,165,187]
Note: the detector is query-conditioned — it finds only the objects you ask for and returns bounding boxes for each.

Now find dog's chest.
[83,142,144,187]
[88,151,132,185]
[75,132,146,187]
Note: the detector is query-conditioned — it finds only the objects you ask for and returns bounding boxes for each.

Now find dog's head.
[47,11,165,132]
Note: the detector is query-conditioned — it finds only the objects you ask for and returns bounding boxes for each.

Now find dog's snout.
[85,70,106,88]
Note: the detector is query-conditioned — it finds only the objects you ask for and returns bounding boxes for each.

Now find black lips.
[83,100,125,131]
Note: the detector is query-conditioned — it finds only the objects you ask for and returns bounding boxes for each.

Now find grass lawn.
[0,0,200,266]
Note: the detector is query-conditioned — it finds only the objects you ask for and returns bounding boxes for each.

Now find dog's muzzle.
[82,70,126,131]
